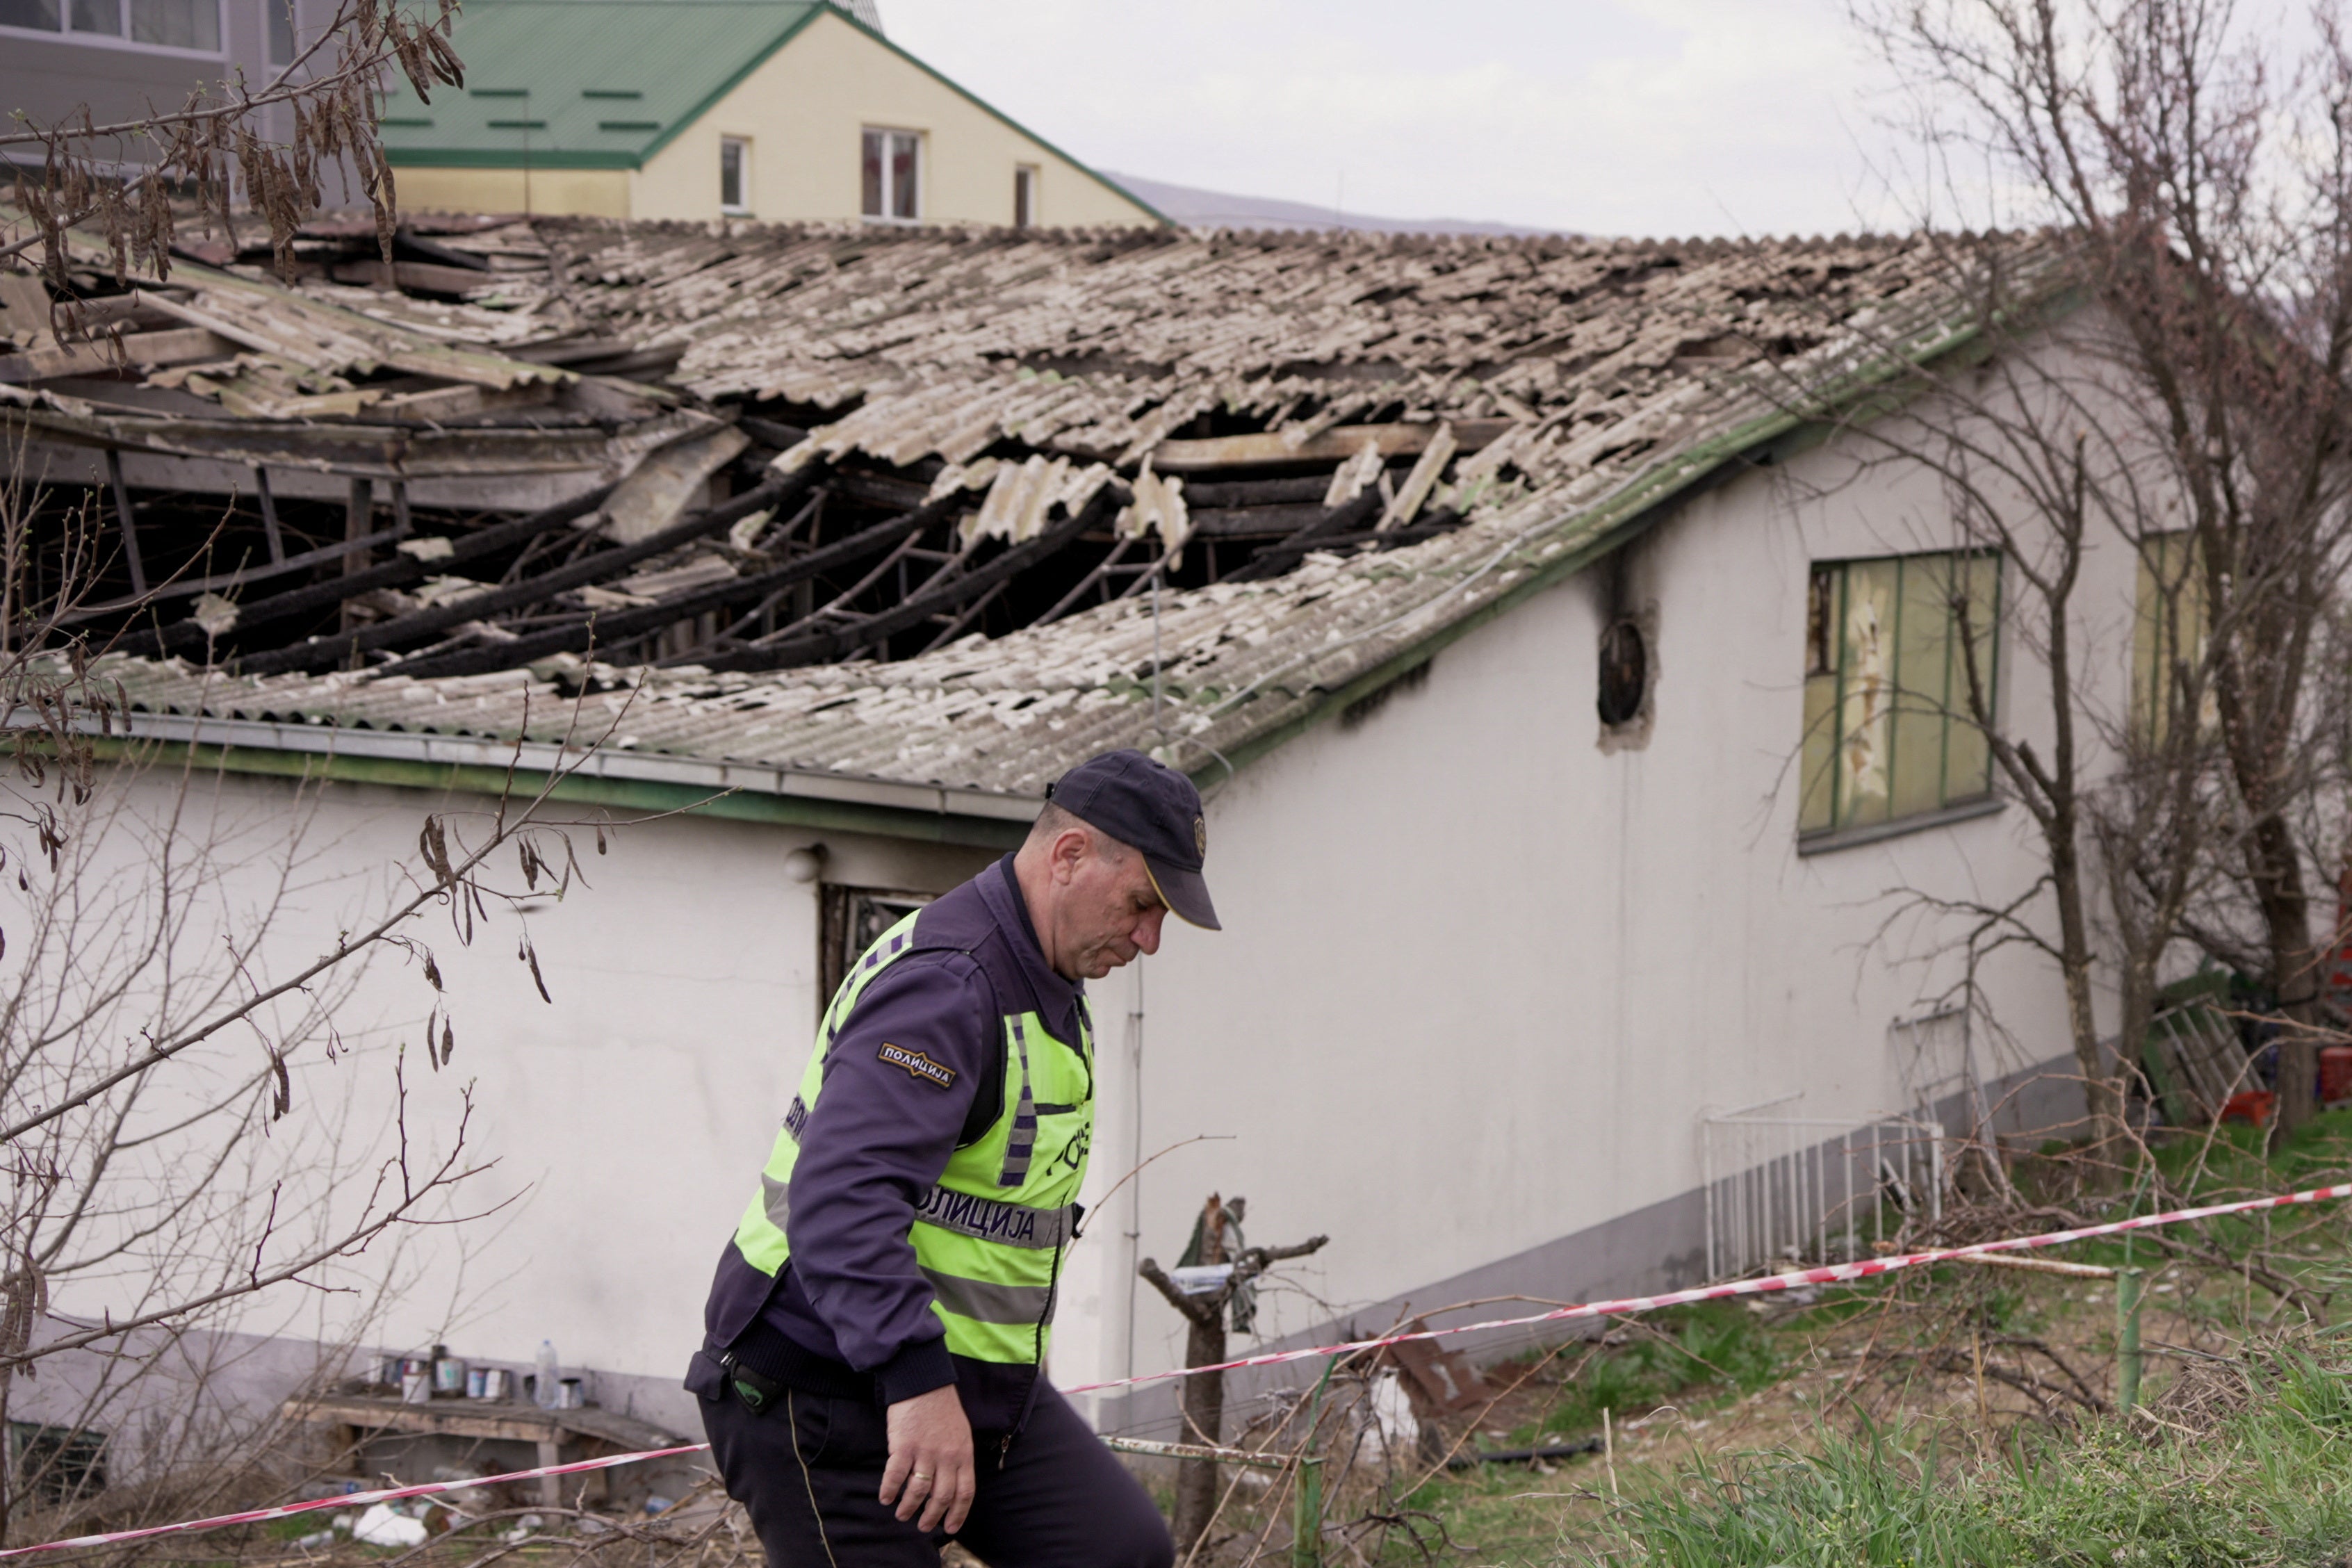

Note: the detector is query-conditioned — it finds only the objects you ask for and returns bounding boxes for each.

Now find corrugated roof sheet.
[96,224,2073,799]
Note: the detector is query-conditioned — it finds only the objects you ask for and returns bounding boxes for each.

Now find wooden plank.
[286,1396,563,1444]
[1179,474,1333,508]
[1150,418,1514,473]
[1189,504,1329,539]
[368,383,487,422]
[0,326,237,383]
[2139,1034,2194,1128]
[280,1393,683,1450]
[333,259,505,295]
[9,437,614,512]
[830,466,931,512]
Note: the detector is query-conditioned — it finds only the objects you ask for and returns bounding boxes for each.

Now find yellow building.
[379,0,1163,227]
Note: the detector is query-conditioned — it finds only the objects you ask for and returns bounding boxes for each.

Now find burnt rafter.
[239,466,828,678]
[8,217,2050,693]
[67,519,409,625]
[115,482,621,662]
[385,480,972,682]
[703,489,1121,674]
[1221,489,1387,585]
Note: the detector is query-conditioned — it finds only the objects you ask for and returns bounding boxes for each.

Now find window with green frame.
[1799,550,2000,837]
[2130,530,2210,744]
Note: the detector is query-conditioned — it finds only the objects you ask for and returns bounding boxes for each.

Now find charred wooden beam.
[736,416,813,451]
[1035,534,1155,626]
[1220,489,1385,584]
[393,230,495,272]
[384,480,956,681]
[332,259,507,295]
[1373,507,1467,548]
[242,467,828,677]
[75,523,411,626]
[1188,504,1328,539]
[105,448,147,596]
[254,467,284,564]
[112,482,621,659]
[705,491,1116,673]
[828,468,932,514]
[1249,509,1469,565]
[1175,475,1333,509]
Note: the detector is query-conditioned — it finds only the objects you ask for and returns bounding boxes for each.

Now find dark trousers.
[699,1380,1173,1568]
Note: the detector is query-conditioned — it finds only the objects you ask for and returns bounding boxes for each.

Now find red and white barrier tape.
[1059,1177,2352,1394]
[7,1176,2346,1558]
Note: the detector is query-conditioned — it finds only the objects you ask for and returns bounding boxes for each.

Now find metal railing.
[1701,1098,1945,1279]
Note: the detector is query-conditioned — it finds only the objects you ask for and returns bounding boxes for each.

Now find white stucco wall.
[25,345,2165,1446]
[22,765,994,1426]
[1050,374,2149,1421]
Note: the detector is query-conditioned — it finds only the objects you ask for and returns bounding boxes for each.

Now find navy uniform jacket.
[696,855,1089,1430]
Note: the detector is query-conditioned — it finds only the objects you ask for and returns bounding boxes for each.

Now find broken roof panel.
[8,215,2071,796]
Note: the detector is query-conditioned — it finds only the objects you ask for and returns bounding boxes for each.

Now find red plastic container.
[2322,1045,2352,1104]
[2221,1091,2278,1126]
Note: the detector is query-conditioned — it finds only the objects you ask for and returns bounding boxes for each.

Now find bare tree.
[1,0,463,284]
[1772,0,2352,1150]
[0,462,623,1542]
[1138,1193,1327,1557]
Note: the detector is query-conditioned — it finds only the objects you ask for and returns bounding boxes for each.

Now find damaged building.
[2,212,2111,1443]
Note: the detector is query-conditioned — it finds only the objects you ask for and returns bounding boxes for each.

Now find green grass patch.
[1581,1330,2352,1566]
[1501,1302,1784,1447]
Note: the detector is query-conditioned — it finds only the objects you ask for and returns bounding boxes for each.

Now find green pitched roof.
[379,0,824,170]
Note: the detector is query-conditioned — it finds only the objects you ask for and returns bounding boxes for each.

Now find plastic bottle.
[535,1340,560,1410]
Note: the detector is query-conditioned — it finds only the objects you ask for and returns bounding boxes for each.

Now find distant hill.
[1104,172,1569,238]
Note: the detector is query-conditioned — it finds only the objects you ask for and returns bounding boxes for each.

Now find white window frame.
[719,135,752,217]
[0,0,224,54]
[265,0,294,66]
[861,125,922,226]
[1013,163,1038,229]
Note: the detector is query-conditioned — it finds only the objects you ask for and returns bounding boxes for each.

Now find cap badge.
[1194,815,1207,858]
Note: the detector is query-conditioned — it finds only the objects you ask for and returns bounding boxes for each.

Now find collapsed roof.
[0,215,2063,797]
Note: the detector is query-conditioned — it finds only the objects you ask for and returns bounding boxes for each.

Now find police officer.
[688,749,1219,1567]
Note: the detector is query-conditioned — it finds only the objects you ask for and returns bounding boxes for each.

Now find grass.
[1590,1331,2352,1565]
[1325,1110,2352,1566]
[1512,1302,1783,1447]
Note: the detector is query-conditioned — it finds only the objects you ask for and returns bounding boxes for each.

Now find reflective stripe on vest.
[731,908,1093,1364]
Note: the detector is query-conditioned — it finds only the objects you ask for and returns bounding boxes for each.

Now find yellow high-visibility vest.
[733,910,1093,1364]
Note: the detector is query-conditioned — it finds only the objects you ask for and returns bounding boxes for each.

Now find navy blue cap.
[1046,749,1220,931]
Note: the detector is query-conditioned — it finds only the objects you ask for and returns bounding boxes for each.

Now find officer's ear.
[1047,824,1092,885]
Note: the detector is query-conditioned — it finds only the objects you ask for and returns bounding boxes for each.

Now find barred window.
[818,884,931,1022]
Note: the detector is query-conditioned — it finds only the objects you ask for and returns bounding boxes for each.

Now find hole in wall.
[1596,618,1649,726]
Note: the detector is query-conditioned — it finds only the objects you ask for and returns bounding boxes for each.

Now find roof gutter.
[76,710,1036,850]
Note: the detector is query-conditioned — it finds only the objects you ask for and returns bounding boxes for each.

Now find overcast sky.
[879,0,1914,238]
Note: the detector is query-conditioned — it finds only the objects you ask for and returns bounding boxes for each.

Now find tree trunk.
[2048,801,2125,1158]
[1,1363,13,1546]
[2253,810,2321,1134]
[1170,1315,1227,1555]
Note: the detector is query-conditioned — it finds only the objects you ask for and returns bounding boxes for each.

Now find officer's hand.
[881,1384,974,1533]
